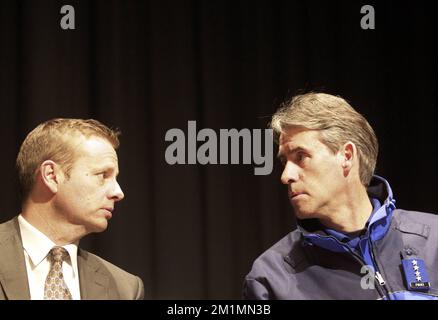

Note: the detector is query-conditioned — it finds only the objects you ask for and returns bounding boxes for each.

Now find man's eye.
[296,152,307,163]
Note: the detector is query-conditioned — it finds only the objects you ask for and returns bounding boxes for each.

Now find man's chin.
[292,205,315,220]
[295,212,312,220]
[88,220,109,233]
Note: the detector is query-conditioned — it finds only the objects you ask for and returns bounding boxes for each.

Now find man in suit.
[0,118,144,300]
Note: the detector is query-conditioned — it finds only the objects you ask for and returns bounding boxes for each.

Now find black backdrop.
[0,0,437,299]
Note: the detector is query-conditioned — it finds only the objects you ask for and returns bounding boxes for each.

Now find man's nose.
[110,180,125,201]
[281,161,299,185]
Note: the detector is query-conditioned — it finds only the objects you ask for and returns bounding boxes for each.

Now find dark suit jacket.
[0,217,144,300]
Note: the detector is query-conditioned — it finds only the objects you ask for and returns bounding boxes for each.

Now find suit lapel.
[78,249,119,300]
[0,218,31,300]
[0,218,119,300]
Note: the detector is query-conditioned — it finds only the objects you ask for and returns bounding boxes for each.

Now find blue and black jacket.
[244,176,438,300]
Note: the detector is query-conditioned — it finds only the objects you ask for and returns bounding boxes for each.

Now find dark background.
[0,0,436,299]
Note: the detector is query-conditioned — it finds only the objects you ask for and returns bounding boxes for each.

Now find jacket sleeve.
[243,278,271,300]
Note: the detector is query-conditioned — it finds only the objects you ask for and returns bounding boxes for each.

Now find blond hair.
[270,92,378,186]
[16,118,120,199]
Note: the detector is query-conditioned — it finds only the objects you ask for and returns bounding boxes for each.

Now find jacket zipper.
[369,237,391,299]
[347,241,387,298]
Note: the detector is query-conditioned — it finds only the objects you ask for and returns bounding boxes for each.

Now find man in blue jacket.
[244,92,438,300]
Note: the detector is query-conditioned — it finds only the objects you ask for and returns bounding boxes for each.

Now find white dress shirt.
[18,214,81,300]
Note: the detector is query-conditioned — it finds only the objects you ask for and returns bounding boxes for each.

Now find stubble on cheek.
[290,195,315,219]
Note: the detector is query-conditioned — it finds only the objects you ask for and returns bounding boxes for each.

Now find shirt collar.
[18,214,79,275]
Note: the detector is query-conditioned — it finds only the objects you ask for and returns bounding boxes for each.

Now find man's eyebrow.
[277,146,308,159]
[94,165,119,176]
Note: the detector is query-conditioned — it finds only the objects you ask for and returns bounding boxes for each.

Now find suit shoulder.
[0,217,20,244]
[81,249,138,280]
[80,249,144,299]
[0,217,17,233]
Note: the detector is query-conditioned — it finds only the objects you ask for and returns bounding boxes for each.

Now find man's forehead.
[73,136,119,162]
[75,153,119,174]
[279,127,319,145]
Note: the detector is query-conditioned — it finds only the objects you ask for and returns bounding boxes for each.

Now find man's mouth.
[102,207,114,218]
[289,192,304,199]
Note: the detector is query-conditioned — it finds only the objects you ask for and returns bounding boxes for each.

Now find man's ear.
[340,141,357,172]
[39,160,63,194]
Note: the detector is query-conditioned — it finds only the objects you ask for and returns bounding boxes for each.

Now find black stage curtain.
[0,0,437,299]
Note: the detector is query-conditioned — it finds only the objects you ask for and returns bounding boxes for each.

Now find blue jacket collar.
[299,175,396,253]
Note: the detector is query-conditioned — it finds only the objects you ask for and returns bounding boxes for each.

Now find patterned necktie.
[44,246,73,300]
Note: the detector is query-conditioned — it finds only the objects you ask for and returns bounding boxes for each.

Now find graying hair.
[270,92,378,186]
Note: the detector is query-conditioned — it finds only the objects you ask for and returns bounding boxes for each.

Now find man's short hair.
[270,92,378,186]
[16,118,120,200]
